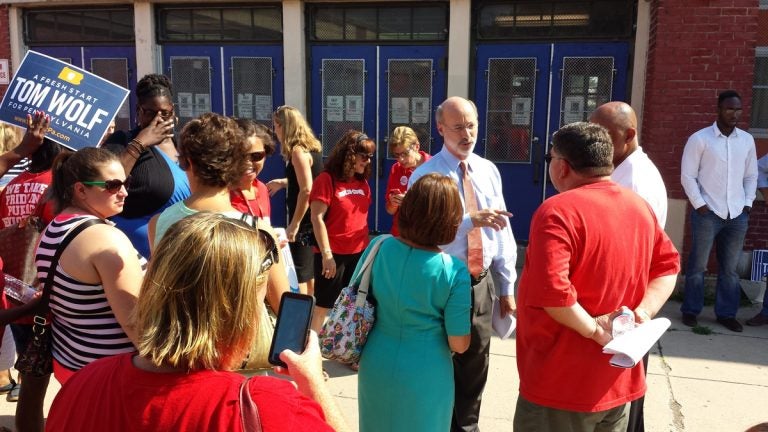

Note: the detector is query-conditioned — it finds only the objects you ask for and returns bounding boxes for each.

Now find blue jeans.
[681,209,749,319]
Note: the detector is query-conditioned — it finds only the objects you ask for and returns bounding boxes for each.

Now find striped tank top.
[35,214,145,371]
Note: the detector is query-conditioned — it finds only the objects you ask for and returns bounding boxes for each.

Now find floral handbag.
[319,235,391,364]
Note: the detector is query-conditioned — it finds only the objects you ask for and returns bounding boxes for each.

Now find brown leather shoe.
[716,317,743,332]
[746,313,768,326]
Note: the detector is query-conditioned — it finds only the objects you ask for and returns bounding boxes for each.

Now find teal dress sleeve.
[443,254,472,336]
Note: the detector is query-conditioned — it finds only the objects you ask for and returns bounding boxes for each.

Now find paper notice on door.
[411,97,430,124]
[237,93,254,118]
[254,95,272,121]
[511,97,532,126]
[178,92,194,118]
[327,96,344,122]
[346,95,363,122]
[391,97,409,124]
[563,96,584,124]
[195,93,211,116]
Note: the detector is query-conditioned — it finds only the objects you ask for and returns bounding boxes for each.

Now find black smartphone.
[268,292,315,368]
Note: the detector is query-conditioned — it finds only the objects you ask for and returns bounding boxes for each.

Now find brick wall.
[0,5,10,102]
[642,0,762,266]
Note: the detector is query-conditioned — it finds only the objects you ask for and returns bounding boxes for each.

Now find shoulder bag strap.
[37,218,106,311]
[354,234,392,308]
[239,377,263,432]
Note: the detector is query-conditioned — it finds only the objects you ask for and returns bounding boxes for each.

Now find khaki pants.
[514,396,629,432]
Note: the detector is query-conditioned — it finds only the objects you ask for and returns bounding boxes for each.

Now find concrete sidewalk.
[0,299,765,431]
[323,299,768,432]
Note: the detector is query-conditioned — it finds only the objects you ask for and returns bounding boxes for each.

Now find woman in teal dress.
[357,173,472,432]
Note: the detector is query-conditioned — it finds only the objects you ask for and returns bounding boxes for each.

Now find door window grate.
[559,56,614,126]
[484,58,537,163]
[170,57,213,127]
[320,59,365,155]
[232,57,274,129]
[386,59,434,155]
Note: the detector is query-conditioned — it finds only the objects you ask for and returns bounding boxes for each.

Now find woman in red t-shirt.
[385,126,430,236]
[230,119,275,225]
[309,130,375,335]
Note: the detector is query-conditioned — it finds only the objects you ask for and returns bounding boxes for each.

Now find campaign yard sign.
[0,50,129,150]
[751,250,768,282]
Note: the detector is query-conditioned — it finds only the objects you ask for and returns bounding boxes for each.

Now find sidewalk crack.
[657,339,685,431]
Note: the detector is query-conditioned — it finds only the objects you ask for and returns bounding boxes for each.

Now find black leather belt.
[471,268,489,286]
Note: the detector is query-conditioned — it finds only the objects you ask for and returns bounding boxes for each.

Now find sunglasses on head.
[257,228,279,274]
[248,151,266,162]
[81,176,132,193]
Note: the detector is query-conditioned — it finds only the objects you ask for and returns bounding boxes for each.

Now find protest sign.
[0,50,129,150]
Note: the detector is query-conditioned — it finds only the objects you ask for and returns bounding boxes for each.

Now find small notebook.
[602,318,671,368]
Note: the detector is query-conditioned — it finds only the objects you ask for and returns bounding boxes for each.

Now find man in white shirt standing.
[590,101,668,432]
[680,90,757,333]
[590,101,667,228]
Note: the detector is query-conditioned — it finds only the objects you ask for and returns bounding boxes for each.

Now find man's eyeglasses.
[257,229,279,274]
[248,151,266,162]
[81,176,132,193]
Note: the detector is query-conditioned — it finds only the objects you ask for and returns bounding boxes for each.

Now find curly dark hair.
[136,74,173,105]
[178,113,249,188]
[323,130,375,181]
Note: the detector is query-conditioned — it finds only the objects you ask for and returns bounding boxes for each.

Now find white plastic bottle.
[612,307,635,338]
[4,274,39,304]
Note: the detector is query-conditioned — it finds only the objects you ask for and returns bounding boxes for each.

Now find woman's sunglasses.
[355,152,374,162]
[257,229,279,274]
[81,176,132,193]
[248,151,266,162]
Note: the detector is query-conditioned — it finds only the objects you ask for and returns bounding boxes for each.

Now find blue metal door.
[223,45,286,226]
[310,45,446,233]
[31,46,137,132]
[310,46,377,229]
[162,46,223,127]
[377,45,447,234]
[475,42,629,241]
[475,44,552,242]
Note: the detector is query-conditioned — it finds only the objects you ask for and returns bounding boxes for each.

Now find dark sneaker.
[746,313,768,326]
[716,317,743,332]
[682,313,698,327]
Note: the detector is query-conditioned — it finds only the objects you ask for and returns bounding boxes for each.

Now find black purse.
[15,218,105,377]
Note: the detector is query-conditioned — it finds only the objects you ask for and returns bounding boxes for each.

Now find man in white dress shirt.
[590,101,669,432]
[680,90,757,333]
[409,96,517,432]
[590,102,667,228]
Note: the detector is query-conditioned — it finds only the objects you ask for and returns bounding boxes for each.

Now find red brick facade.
[0,5,10,101]
[642,0,767,259]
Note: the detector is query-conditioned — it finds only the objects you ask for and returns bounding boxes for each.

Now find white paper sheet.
[602,318,671,368]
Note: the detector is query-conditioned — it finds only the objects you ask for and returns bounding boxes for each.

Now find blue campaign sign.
[0,50,129,150]
[751,250,768,281]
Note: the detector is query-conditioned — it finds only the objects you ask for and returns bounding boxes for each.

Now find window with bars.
[753,49,768,135]
[476,0,634,40]
[24,7,134,44]
[157,5,282,42]
[310,4,447,42]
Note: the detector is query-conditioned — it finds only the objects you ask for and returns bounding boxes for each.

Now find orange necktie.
[460,161,484,278]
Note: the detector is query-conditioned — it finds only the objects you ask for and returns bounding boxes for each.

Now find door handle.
[532,136,541,184]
